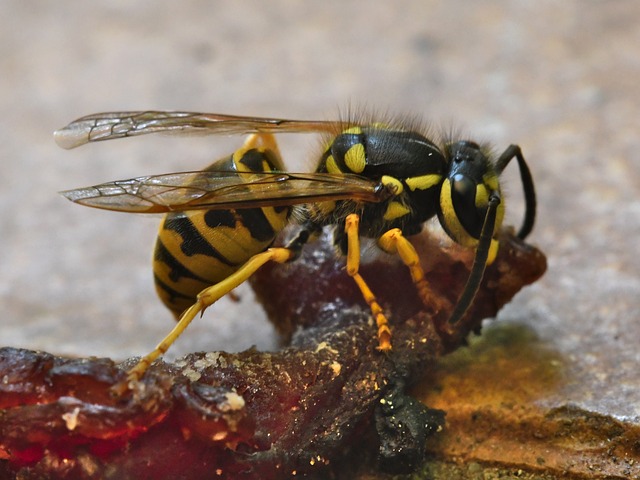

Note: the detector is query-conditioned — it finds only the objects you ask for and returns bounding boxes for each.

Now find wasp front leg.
[377,229,444,315]
[344,214,392,352]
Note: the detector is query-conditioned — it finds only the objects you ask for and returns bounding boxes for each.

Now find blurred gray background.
[1,0,639,423]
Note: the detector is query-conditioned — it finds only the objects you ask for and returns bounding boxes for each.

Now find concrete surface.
[1,1,639,477]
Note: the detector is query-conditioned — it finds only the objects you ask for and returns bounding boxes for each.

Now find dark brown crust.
[0,229,546,479]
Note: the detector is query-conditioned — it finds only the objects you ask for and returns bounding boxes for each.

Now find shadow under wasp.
[55,110,536,388]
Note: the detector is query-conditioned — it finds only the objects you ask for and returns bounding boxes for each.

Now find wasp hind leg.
[118,231,311,394]
[344,214,392,352]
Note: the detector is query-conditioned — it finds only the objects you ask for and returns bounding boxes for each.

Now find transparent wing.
[60,170,391,213]
[54,111,341,149]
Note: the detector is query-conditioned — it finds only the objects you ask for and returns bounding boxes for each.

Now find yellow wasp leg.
[344,214,392,352]
[123,247,295,387]
[377,229,441,313]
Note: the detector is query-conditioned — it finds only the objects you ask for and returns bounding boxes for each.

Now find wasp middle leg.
[344,214,392,352]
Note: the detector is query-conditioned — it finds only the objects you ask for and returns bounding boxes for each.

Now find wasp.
[55,111,536,385]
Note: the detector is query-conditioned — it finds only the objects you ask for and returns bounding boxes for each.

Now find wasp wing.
[54,111,340,149]
[60,170,390,213]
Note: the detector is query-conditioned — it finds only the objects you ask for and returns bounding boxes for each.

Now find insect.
[56,111,536,386]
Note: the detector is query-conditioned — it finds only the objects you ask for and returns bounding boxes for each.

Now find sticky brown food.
[0,229,546,479]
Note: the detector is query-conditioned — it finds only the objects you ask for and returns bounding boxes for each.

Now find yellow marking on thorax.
[405,174,442,191]
[343,126,363,135]
[344,143,366,173]
[383,201,411,221]
[381,175,403,195]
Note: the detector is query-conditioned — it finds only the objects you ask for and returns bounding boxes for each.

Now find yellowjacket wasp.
[56,111,536,386]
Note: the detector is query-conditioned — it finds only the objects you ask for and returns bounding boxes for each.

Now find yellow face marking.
[475,184,489,207]
[440,179,474,246]
[381,175,403,195]
[325,155,341,174]
[483,173,499,192]
[441,179,505,254]
[482,174,503,233]
[405,174,442,191]
[383,201,411,221]
[344,143,366,173]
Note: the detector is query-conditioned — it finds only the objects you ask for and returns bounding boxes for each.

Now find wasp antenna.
[448,193,501,325]
[495,145,536,240]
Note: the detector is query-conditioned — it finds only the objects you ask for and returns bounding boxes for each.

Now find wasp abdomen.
[153,145,290,317]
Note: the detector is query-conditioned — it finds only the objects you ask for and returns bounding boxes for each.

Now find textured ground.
[1,1,639,478]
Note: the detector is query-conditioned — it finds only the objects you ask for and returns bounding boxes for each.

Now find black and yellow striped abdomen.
[153,138,290,316]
